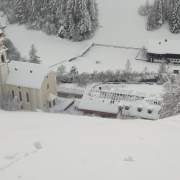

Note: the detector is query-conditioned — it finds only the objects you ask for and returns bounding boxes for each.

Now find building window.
[47,83,50,89]
[174,70,179,74]
[19,91,22,101]
[12,90,14,99]
[26,92,30,103]
[1,55,5,63]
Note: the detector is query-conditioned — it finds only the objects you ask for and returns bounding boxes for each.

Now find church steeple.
[0,29,9,97]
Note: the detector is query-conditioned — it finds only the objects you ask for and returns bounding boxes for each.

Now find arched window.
[26,92,30,103]
[12,90,14,99]
[19,91,22,101]
[1,55,5,63]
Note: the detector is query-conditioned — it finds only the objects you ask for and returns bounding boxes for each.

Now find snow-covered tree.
[87,0,98,34]
[158,61,167,82]
[147,8,157,30]
[122,60,132,81]
[29,44,41,64]
[138,0,152,16]
[147,0,165,30]
[57,65,66,76]
[15,0,26,24]
[0,93,17,111]
[64,0,97,41]
[169,1,180,33]
[70,66,78,77]
[160,73,180,119]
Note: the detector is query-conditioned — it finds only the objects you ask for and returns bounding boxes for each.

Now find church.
[0,30,58,111]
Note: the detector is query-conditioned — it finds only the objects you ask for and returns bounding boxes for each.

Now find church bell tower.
[0,29,9,97]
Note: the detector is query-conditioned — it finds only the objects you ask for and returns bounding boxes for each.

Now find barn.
[147,39,180,64]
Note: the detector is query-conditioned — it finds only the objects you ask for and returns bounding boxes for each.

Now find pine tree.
[29,44,41,64]
[147,0,165,30]
[64,0,75,40]
[169,1,180,33]
[87,0,98,34]
[156,0,164,26]
[75,0,92,41]
[15,0,26,24]
[64,0,97,41]
[147,9,156,30]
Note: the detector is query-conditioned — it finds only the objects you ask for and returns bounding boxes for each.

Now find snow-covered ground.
[58,83,164,95]
[0,110,180,180]
[60,46,160,73]
[1,0,180,72]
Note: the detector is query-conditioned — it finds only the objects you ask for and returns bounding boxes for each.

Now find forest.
[139,0,180,33]
[0,0,98,41]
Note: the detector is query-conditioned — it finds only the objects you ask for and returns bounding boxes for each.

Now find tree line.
[56,61,157,87]
[0,0,98,41]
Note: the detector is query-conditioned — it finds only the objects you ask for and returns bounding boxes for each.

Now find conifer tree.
[169,1,180,33]
[87,0,98,34]
[29,44,41,64]
[15,0,26,24]
[75,0,92,41]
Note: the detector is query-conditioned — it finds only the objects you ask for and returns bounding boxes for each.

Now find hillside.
[0,110,180,180]
[2,0,180,72]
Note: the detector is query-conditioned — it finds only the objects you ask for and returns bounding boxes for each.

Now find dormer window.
[1,55,5,63]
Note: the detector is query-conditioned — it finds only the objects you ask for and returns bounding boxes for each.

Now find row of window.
[12,90,30,103]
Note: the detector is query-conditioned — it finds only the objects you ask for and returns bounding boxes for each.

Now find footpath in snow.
[0,110,180,180]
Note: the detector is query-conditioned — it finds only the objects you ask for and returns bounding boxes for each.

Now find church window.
[26,93,30,103]
[1,55,5,63]
[12,90,14,98]
[19,91,22,101]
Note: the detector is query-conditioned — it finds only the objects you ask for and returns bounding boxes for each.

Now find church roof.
[148,39,180,55]
[6,61,51,89]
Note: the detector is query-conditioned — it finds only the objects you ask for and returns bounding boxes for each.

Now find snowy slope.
[2,0,180,71]
[0,110,180,180]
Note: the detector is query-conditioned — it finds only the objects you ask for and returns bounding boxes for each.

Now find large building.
[0,30,57,111]
[79,84,161,120]
[147,39,180,64]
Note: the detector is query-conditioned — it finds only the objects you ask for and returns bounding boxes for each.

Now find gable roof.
[6,61,51,89]
[148,39,180,55]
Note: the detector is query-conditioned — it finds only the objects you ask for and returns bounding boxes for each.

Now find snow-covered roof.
[6,61,51,89]
[47,93,57,101]
[79,89,119,114]
[148,39,180,55]
[79,88,161,120]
